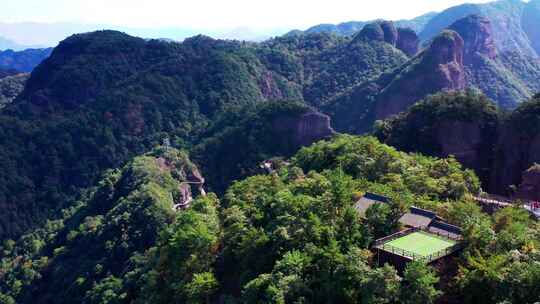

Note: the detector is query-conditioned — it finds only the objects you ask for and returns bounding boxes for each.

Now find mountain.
[324,14,540,134]
[1,30,389,239]
[420,0,540,58]
[0,147,213,303]
[192,102,334,192]
[374,90,540,199]
[324,27,466,134]
[444,14,540,109]
[374,91,500,187]
[289,12,437,36]
[522,0,540,56]
[0,48,53,72]
[0,22,288,48]
[0,134,482,303]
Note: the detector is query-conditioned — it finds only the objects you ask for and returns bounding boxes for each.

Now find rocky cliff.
[522,0,540,56]
[374,30,466,119]
[396,28,420,57]
[490,98,540,194]
[448,15,535,109]
[514,164,540,201]
[272,109,335,147]
[449,15,497,61]
[354,21,419,57]
[374,91,499,186]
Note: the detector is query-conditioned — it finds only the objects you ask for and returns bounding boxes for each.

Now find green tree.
[400,261,441,304]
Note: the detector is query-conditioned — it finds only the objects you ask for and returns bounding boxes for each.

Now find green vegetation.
[0,29,409,240]
[0,74,27,109]
[374,91,540,195]
[1,134,540,303]
[0,48,52,72]
[2,12,540,303]
[374,90,499,156]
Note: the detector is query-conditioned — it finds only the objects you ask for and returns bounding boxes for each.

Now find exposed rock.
[490,99,540,195]
[155,155,206,210]
[436,120,483,167]
[514,164,540,201]
[490,127,540,195]
[356,23,386,42]
[449,15,497,61]
[375,30,466,119]
[522,0,540,56]
[380,21,399,46]
[271,109,335,147]
[396,28,420,57]
[294,111,336,146]
[355,21,398,46]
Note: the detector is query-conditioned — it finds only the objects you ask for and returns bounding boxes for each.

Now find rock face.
[355,21,419,57]
[272,110,335,148]
[436,120,483,166]
[155,155,205,209]
[514,164,540,201]
[396,28,420,57]
[356,23,386,43]
[449,15,496,61]
[522,0,540,56]
[375,30,466,119]
[380,21,399,46]
[448,14,538,109]
[419,0,536,58]
[490,128,540,195]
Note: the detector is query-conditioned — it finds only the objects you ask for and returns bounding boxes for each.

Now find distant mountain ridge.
[420,0,540,57]
[0,48,53,72]
[287,12,437,37]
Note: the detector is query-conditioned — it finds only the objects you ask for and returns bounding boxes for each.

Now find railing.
[377,241,463,263]
[373,227,419,247]
[424,226,462,241]
[374,227,464,263]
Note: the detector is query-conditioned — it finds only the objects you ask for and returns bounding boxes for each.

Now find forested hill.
[374,91,540,201]
[288,12,436,36]
[1,11,539,239]
[0,28,410,239]
[0,48,52,72]
[291,0,540,60]
[3,135,540,303]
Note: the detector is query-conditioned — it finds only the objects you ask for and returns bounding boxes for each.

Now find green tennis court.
[384,231,457,257]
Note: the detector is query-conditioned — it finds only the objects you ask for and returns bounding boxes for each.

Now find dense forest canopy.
[1,1,540,302]
[2,136,539,303]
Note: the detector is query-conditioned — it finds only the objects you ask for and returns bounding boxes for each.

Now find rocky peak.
[449,15,497,61]
[374,30,466,119]
[355,21,398,46]
[355,22,385,42]
[424,30,464,66]
[523,0,540,56]
[354,21,420,57]
[396,28,420,57]
[380,21,399,46]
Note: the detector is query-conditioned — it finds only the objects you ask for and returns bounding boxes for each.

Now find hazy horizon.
[0,0,503,48]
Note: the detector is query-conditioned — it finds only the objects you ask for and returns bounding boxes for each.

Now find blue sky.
[1,0,495,30]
